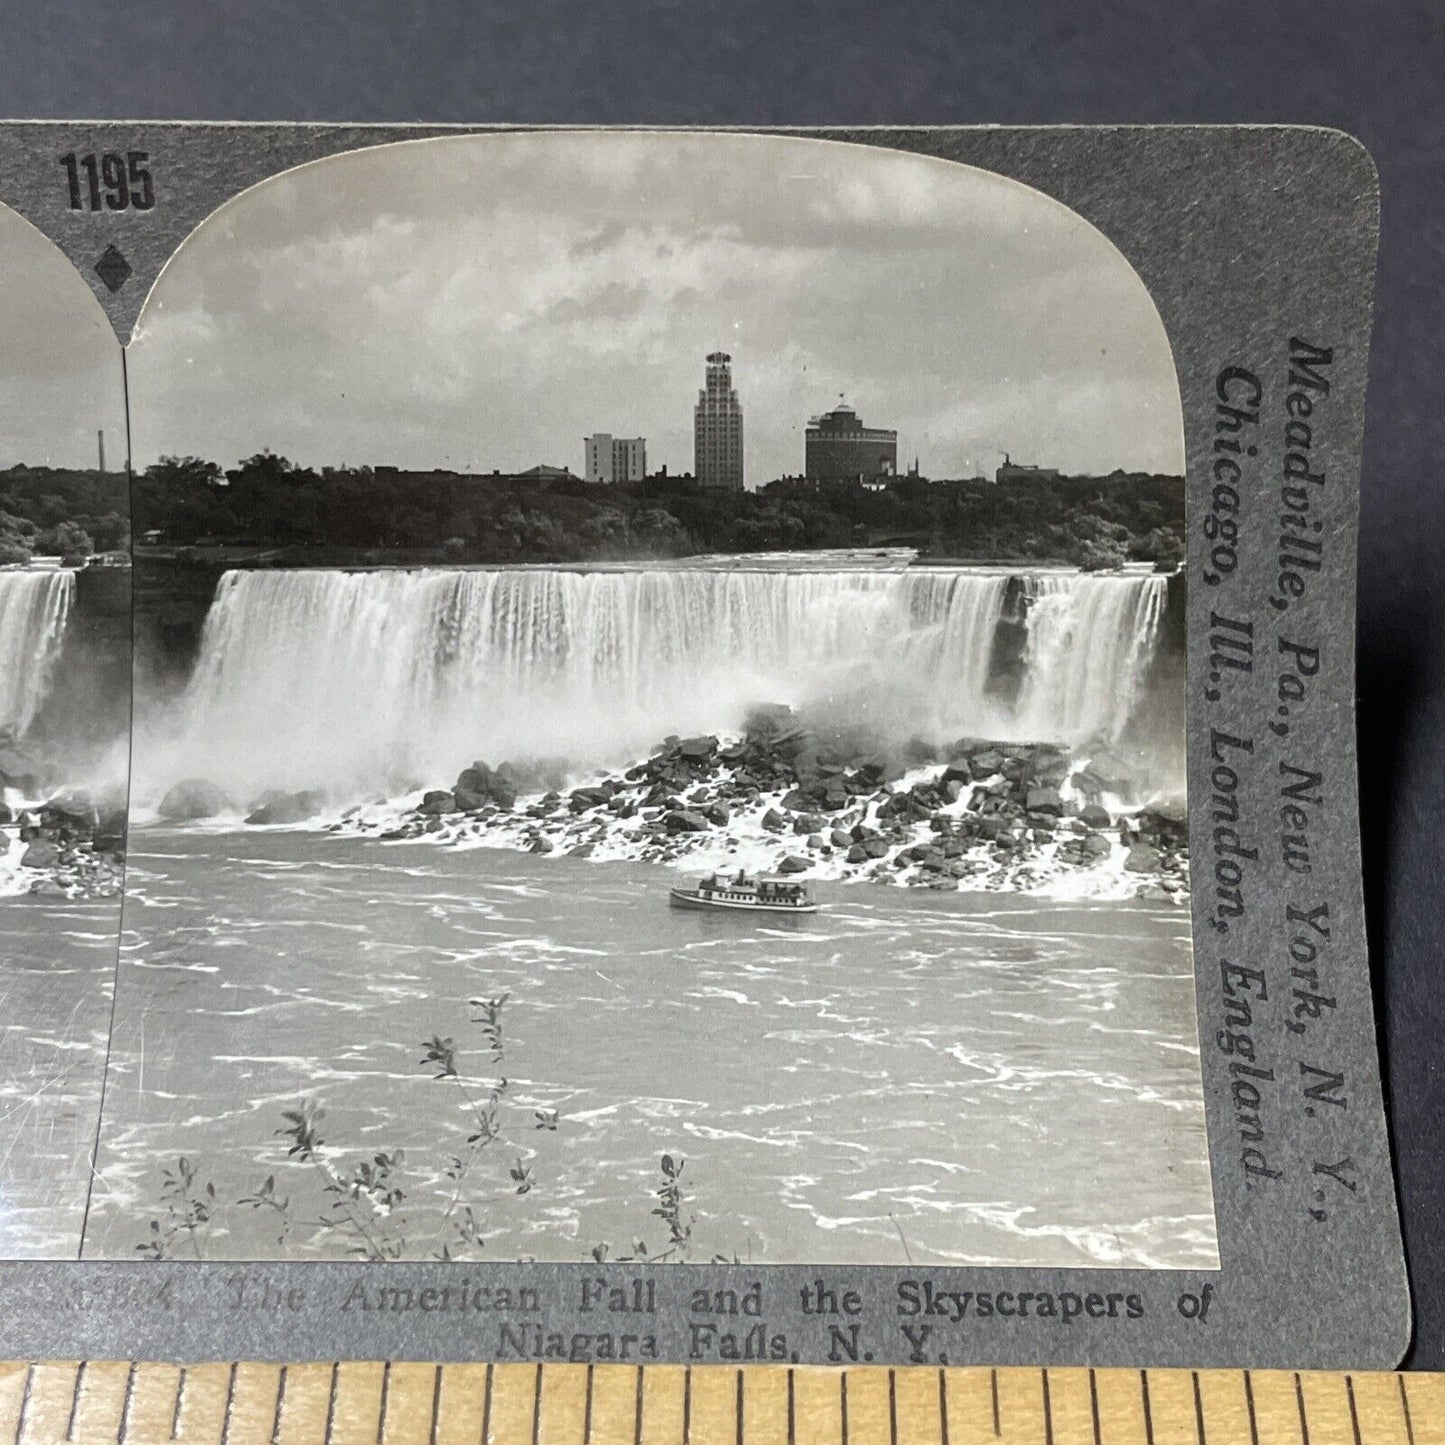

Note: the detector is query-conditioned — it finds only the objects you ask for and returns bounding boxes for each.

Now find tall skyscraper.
[584,433,647,484]
[694,352,744,489]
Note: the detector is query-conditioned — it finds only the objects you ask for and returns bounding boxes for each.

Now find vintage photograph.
[72,132,1212,1267]
[0,204,130,1257]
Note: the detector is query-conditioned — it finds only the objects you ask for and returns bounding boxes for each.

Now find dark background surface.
[3,0,1442,1366]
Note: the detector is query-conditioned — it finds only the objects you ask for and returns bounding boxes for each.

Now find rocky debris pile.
[371,704,1188,901]
[2,786,127,898]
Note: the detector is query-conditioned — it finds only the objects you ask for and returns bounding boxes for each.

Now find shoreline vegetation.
[134,993,711,1265]
[155,704,1189,904]
[131,454,1184,571]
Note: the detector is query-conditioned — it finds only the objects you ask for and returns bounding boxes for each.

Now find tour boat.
[669,870,820,914]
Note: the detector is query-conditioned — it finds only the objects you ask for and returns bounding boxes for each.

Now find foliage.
[135,993,710,1264]
[0,465,129,555]
[130,454,1184,567]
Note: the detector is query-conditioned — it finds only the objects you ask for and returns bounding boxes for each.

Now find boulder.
[1123,843,1163,873]
[676,735,718,762]
[806,833,825,850]
[969,749,1004,779]
[245,790,326,826]
[528,835,554,854]
[1139,800,1188,843]
[942,778,966,803]
[705,803,731,826]
[846,843,869,864]
[743,703,793,739]
[94,810,128,853]
[665,809,710,834]
[569,786,611,812]
[417,790,458,815]
[860,836,890,859]
[20,840,60,869]
[760,808,787,833]
[1024,787,1065,817]
[792,812,823,835]
[1081,832,1113,859]
[157,779,235,822]
[830,829,853,849]
[1078,802,1113,830]
[776,855,811,874]
[42,789,97,825]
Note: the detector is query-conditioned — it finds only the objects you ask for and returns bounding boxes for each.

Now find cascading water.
[142,565,1171,804]
[0,569,74,737]
[1013,572,1168,744]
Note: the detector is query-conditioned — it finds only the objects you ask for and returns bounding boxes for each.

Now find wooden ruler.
[1,1362,1440,1445]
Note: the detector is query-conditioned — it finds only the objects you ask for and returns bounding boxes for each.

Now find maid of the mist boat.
[669,870,820,914]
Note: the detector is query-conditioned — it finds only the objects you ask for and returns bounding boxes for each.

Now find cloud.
[127,131,1183,481]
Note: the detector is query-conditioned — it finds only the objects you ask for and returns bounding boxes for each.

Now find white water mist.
[138,565,1170,804]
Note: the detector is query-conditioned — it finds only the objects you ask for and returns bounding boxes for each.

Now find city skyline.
[109,132,1182,482]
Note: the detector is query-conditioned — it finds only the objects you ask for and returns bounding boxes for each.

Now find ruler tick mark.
[1398,1374,1416,1445]
[480,1363,493,1445]
[1089,1370,1101,1445]
[120,1363,138,1445]
[990,1368,1000,1437]
[65,1361,86,1443]
[841,1371,849,1445]
[1042,1369,1055,1445]
[584,1365,594,1445]
[14,1364,34,1445]
[633,1366,643,1445]
[1294,1373,1310,1445]
[1345,1376,1362,1445]
[271,1364,287,1445]
[531,1365,542,1445]
[786,1370,795,1445]
[173,1365,188,1441]
[937,1370,949,1445]
[324,1363,339,1445]
[1243,1370,1258,1445]
[378,1363,392,1445]
[1142,1370,1157,1445]
[429,1367,442,1445]
[735,1370,743,1445]
[682,1366,691,1445]
[1191,1371,1205,1445]
[220,1365,238,1445]
[888,1369,898,1445]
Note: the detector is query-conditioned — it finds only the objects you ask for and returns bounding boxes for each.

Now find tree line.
[6,453,1186,569]
[0,465,130,563]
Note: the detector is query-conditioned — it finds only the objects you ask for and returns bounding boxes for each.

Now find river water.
[77,827,1217,1268]
[0,893,115,1257]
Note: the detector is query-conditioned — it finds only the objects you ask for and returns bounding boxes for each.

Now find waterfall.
[0,569,74,737]
[1013,573,1168,744]
[145,565,1171,803]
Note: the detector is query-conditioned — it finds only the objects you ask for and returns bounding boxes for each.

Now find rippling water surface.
[78,829,1217,1267]
[0,895,116,1257]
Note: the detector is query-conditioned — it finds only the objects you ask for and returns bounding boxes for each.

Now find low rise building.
[805,402,897,484]
[584,434,647,484]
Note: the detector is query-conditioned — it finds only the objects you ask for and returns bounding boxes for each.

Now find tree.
[49,519,94,559]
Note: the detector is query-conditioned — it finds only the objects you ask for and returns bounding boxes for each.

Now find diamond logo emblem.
[93,244,133,293]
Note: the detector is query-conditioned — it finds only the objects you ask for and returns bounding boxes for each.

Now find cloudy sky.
[124,132,1183,481]
[0,208,126,470]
